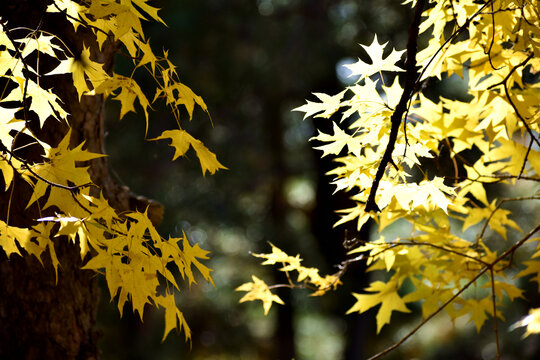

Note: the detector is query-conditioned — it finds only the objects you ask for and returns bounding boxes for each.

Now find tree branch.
[365,0,425,212]
[367,223,540,360]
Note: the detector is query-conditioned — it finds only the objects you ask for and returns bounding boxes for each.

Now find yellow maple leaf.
[123,0,166,26]
[236,275,284,315]
[154,82,209,121]
[0,157,13,191]
[33,222,60,283]
[293,90,346,120]
[179,232,213,286]
[311,121,355,157]
[512,308,540,337]
[118,264,158,320]
[482,280,524,302]
[55,217,90,258]
[150,129,226,175]
[347,280,411,333]
[253,242,300,266]
[344,35,405,80]
[0,220,35,258]
[516,260,540,289]
[82,248,123,300]
[465,297,493,332]
[463,200,521,240]
[158,293,191,342]
[16,34,63,59]
[25,130,103,209]
[46,0,86,30]
[2,79,68,127]
[95,74,151,126]
[190,139,227,176]
[47,46,108,99]
[0,106,25,149]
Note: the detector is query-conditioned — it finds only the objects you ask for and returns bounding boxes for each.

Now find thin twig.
[486,52,533,90]
[490,267,501,360]
[367,223,540,360]
[446,174,540,183]
[389,240,490,266]
[478,196,540,243]
[480,4,525,15]
[486,174,540,181]
[268,284,296,290]
[504,81,540,148]
[416,1,493,85]
[367,260,492,360]
[53,2,111,40]
[320,237,489,294]
[485,0,502,71]
[518,138,534,179]
[3,145,92,192]
[484,51,539,149]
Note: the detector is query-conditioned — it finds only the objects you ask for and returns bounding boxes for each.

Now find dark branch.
[365,0,426,212]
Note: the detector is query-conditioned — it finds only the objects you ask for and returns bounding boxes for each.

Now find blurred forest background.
[98,0,540,359]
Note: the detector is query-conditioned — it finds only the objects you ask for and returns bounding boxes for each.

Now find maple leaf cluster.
[239,0,540,356]
[0,0,225,341]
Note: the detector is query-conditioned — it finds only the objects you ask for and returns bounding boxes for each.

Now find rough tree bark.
[0,2,161,358]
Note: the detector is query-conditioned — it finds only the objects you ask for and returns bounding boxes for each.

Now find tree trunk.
[0,2,154,358]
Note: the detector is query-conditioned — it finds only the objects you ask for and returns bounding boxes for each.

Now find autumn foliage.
[1,0,540,357]
[238,0,540,358]
[0,0,224,342]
